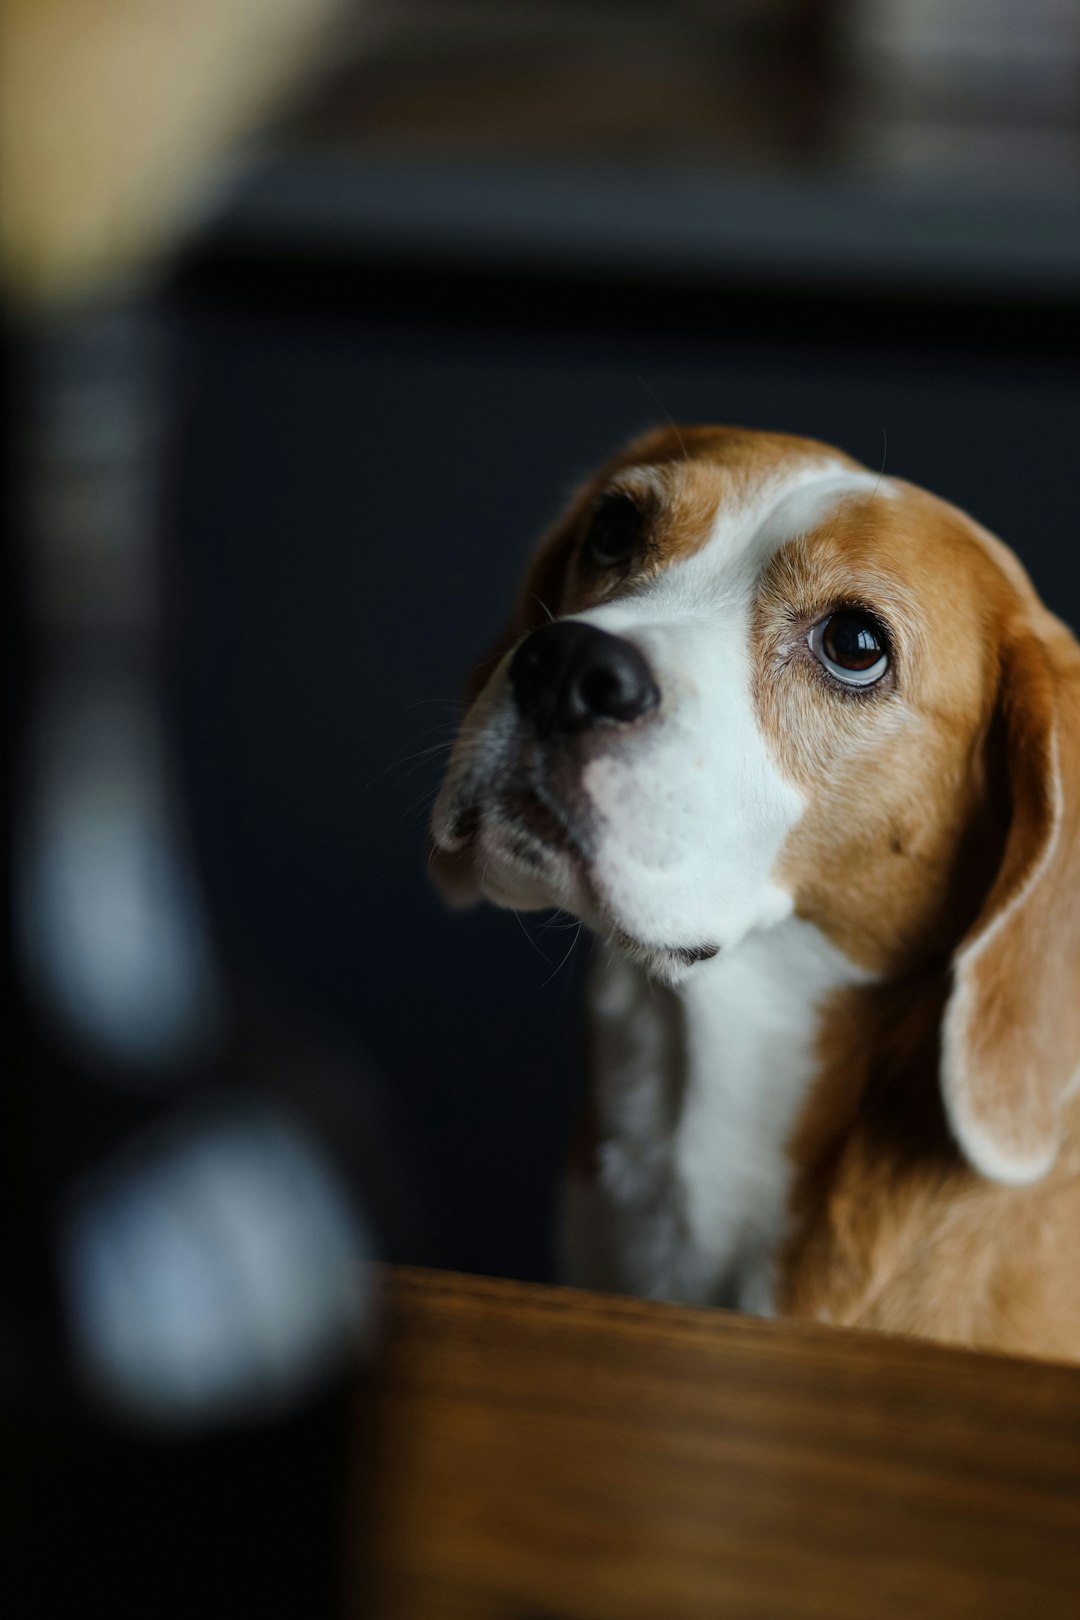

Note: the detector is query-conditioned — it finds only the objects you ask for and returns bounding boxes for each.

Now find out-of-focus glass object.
[16,310,222,1078]
[2,0,390,1439]
[62,1108,372,1425]
[8,296,381,1432]
[19,682,223,1074]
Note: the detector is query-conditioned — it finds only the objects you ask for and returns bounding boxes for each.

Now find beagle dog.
[431,426,1080,1364]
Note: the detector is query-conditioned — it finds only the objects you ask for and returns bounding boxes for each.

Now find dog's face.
[434,427,1006,977]
[432,425,1080,1185]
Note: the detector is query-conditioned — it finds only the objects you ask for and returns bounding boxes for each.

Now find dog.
[431,425,1080,1363]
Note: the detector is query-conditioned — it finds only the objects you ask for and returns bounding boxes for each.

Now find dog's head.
[431,425,1080,1185]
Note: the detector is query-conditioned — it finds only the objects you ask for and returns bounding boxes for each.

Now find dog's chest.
[587,921,863,1310]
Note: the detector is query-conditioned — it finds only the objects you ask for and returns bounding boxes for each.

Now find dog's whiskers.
[636,373,688,464]
[872,425,888,499]
[403,697,462,713]
[509,906,552,964]
[541,920,582,987]
[401,783,448,825]
[364,734,456,793]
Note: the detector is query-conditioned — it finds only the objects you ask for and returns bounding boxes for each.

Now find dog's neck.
[581,913,870,1311]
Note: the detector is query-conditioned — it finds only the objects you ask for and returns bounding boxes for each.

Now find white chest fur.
[562,918,866,1311]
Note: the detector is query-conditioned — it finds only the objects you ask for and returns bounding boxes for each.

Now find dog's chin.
[610,930,720,985]
[432,795,720,983]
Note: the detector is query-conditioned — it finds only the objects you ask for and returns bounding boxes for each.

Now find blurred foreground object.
[0,0,342,310]
[7,293,386,1431]
[16,310,223,1077]
[63,1105,372,1425]
[2,0,399,1447]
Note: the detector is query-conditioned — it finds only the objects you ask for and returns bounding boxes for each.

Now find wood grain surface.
[351,1267,1080,1619]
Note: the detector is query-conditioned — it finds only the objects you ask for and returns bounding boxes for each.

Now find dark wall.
[171,267,1080,1281]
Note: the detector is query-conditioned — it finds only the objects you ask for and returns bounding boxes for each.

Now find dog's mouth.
[440,768,591,882]
[503,777,588,863]
[612,930,720,968]
[436,765,720,977]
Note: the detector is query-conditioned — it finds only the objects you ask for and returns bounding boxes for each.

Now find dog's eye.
[808,610,890,687]
[583,493,643,568]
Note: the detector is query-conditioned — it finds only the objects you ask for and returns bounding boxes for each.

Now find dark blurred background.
[170,0,1080,1285]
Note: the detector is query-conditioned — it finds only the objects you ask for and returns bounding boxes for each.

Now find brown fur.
[743,470,1080,1359]
[757,485,1012,977]
[780,977,1080,1361]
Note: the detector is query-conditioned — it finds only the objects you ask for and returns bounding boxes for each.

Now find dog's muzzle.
[430,620,663,919]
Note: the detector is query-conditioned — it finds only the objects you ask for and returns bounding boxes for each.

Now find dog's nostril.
[580,663,640,722]
[510,621,659,737]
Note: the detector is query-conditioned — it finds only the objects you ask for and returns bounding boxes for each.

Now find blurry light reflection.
[61,1108,374,1427]
[18,681,223,1076]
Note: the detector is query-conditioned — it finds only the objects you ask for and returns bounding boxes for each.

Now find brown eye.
[584,492,642,568]
[808,609,890,687]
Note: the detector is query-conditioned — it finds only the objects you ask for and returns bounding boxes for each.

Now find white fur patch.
[566,917,871,1308]
[567,461,884,961]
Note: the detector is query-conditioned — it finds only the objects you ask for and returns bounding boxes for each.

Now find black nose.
[509,621,660,738]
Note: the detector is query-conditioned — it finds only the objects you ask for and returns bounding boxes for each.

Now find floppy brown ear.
[941,625,1080,1183]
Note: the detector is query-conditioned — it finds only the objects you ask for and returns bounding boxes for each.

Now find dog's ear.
[941,624,1080,1183]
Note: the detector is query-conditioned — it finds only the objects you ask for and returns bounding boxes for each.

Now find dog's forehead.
[603,429,882,589]
[605,432,1024,609]
[544,427,1040,661]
